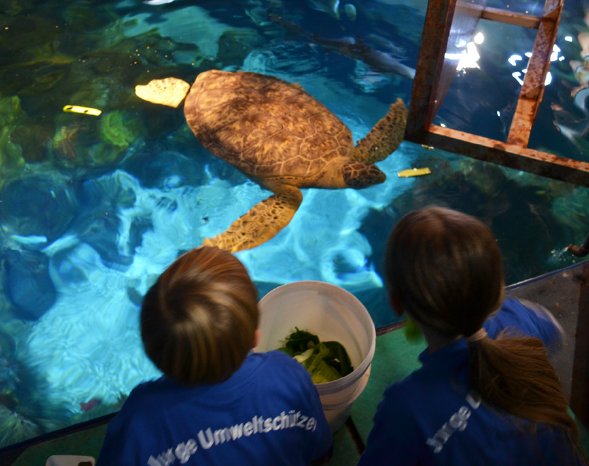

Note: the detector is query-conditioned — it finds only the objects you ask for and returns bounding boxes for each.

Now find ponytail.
[469,336,577,434]
[469,336,586,460]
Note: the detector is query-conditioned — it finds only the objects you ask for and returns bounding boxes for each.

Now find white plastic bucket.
[255,281,376,431]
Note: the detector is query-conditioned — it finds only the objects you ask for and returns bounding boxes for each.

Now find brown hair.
[141,246,259,385]
[384,206,580,445]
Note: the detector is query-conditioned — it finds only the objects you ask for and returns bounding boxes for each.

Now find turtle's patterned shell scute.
[183,70,353,181]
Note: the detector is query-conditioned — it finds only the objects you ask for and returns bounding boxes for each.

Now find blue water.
[0,0,588,448]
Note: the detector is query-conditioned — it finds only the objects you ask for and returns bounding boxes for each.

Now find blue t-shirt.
[97,351,332,466]
[358,298,584,466]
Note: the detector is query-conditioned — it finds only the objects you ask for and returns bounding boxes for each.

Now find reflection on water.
[0,0,588,448]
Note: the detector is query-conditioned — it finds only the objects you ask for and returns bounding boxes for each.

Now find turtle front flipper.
[352,98,408,164]
[203,184,303,253]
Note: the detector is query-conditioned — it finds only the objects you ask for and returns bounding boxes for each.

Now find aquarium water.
[0,0,588,448]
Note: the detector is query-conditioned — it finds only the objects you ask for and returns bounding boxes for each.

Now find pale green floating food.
[63,105,102,116]
[397,167,431,178]
[279,328,353,384]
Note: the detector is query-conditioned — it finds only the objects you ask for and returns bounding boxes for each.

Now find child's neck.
[422,326,460,353]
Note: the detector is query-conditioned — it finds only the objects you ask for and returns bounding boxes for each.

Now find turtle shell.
[183,70,354,183]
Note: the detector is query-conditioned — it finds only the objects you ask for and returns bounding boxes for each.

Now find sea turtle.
[135,69,407,252]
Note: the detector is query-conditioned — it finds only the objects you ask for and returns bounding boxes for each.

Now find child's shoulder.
[380,371,429,412]
[121,377,170,408]
[484,297,563,350]
[376,374,448,437]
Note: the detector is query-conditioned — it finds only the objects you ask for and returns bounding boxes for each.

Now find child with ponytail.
[359,206,586,465]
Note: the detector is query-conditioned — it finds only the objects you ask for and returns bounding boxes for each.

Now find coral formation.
[0,173,78,244]
[99,110,144,149]
[3,249,57,320]
[0,404,42,448]
[52,124,85,160]
[0,95,26,176]
[0,332,19,393]
[551,188,589,238]
[390,155,579,282]
[217,29,264,66]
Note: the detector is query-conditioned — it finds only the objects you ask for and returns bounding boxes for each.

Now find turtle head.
[342,162,386,188]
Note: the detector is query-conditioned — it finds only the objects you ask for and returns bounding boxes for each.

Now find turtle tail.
[353,98,408,164]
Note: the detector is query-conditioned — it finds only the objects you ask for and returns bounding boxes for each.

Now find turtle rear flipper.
[352,98,408,164]
[203,184,303,253]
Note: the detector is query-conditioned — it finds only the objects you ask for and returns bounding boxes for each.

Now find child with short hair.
[359,206,587,465]
[97,246,332,466]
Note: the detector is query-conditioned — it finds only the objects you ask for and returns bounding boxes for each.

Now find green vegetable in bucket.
[279,328,353,384]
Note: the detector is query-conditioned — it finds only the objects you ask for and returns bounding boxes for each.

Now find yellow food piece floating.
[63,105,102,116]
[397,167,432,178]
[134,77,190,108]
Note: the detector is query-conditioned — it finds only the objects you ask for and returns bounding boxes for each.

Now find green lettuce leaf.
[278,328,353,382]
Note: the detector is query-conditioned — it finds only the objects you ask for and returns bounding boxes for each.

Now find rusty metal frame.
[405,0,589,186]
